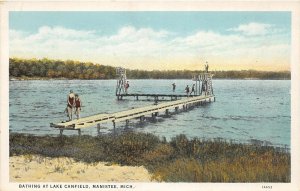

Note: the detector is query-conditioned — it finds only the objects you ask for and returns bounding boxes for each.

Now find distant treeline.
[9,58,291,80]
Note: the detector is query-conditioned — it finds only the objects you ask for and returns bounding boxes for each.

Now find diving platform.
[50,95,215,135]
[115,67,214,101]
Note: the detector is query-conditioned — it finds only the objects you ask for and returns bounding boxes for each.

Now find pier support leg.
[152,113,157,120]
[78,129,81,136]
[126,120,129,126]
[154,96,158,104]
[113,121,116,132]
[97,124,101,136]
[60,129,64,136]
[175,106,179,113]
[140,116,145,122]
[166,109,169,116]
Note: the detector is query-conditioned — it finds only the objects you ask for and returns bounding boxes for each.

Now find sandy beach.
[9,155,153,182]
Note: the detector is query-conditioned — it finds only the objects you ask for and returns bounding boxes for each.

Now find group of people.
[66,90,82,121]
[172,83,196,96]
[185,84,196,96]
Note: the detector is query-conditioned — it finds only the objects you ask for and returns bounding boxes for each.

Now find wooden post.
[60,129,63,136]
[195,80,198,96]
[154,96,158,104]
[175,106,179,113]
[152,112,157,120]
[166,109,169,116]
[140,115,145,122]
[126,120,129,126]
[97,124,101,136]
[113,120,116,131]
[78,129,81,136]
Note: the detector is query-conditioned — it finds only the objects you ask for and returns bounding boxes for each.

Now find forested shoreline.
[9,58,291,80]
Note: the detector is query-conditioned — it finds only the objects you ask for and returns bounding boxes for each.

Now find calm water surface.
[9,79,290,147]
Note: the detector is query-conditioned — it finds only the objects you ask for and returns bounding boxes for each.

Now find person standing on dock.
[172,83,176,92]
[190,84,195,95]
[74,94,82,120]
[205,63,209,73]
[67,90,75,121]
[125,81,129,94]
[185,85,190,96]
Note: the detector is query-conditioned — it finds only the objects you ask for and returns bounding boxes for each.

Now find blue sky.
[9,11,291,71]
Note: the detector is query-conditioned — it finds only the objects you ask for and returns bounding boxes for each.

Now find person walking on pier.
[74,94,82,120]
[185,85,190,96]
[67,90,75,121]
[172,83,176,92]
[190,84,195,95]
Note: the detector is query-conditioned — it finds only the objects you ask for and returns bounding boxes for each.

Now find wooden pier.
[50,95,215,135]
[116,93,198,101]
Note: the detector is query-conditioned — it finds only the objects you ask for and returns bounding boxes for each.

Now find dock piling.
[60,129,63,136]
[97,124,101,136]
[113,120,116,132]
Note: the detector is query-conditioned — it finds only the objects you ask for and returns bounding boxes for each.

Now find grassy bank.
[10,132,290,182]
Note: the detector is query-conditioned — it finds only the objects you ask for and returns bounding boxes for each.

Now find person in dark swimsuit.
[172,83,176,92]
[185,85,190,96]
[74,94,82,120]
[67,90,75,121]
[190,84,195,95]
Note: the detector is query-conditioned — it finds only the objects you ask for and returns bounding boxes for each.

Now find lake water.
[9,79,290,147]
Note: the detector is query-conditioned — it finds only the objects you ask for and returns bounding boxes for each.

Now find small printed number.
[262,185,272,189]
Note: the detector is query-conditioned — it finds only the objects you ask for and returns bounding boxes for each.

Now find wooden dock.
[116,93,198,101]
[50,95,215,135]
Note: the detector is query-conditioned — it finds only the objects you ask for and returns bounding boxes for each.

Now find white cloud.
[228,22,273,36]
[9,25,290,70]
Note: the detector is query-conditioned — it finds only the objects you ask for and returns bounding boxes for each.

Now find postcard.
[1,1,300,191]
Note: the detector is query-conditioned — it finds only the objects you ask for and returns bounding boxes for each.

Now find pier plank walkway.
[50,95,215,132]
